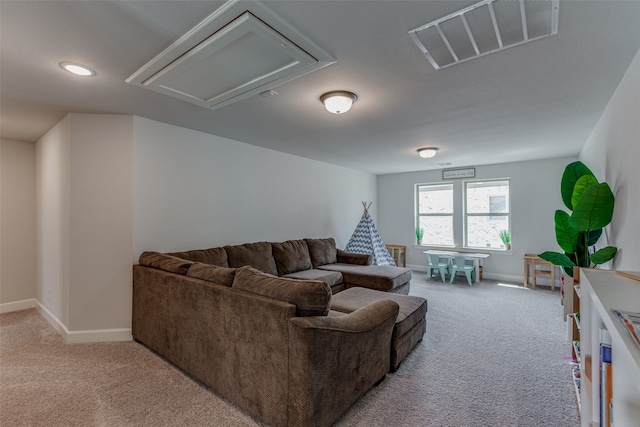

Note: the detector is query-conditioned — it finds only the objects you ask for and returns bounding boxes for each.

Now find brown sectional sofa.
[168,238,412,294]
[132,238,425,427]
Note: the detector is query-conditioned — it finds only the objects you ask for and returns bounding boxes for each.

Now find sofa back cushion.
[304,238,337,268]
[138,251,194,275]
[225,241,278,276]
[232,266,331,316]
[186,262,236,286]
[272,239,313,276]
[167,247,229,267]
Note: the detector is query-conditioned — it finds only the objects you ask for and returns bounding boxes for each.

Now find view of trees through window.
[465,180,510,249]
[416,183,453,246]
[416,179,510,250]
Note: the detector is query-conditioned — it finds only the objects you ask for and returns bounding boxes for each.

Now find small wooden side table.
[524,253,555,291]
[385,245,406,267]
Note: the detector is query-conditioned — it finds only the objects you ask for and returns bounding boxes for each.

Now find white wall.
[35,114,133,340]
[1,139,37,309]
[377,157,576,283]
[36,118,71,324]
[132,117,377,257]
[3,114,374,340]
[67,114,133,332]
[580,47,640,271]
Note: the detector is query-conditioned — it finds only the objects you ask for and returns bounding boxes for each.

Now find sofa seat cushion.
[282,269,343,288]
[232,266,331,316]
[225,242,278,276]
[138,251,194,275]
[186,262,236,287]
[272,239,313,275]
[318,264,412,292]
[304,238,337,267]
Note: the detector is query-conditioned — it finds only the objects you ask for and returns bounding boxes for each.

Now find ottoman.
[331,287,427,372]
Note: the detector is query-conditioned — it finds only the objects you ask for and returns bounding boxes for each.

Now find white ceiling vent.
[127,0,335,110]
[409,0,559,70]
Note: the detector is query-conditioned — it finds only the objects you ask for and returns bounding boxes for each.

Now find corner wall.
[1,139,37,311]
[35,114,133,341]
[580,47,640,271]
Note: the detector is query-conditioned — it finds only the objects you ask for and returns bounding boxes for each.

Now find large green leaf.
[561,161,594,210]
[554,210,578,254]
[569,182,615,232]
[587,229,603,246]
[538,251,576,268]
[590,246,618,265]
[571,174,599,210]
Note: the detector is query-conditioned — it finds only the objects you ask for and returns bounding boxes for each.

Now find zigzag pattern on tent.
[345,202,395,266]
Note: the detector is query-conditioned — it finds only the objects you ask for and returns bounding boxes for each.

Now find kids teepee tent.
[345,202,395,266]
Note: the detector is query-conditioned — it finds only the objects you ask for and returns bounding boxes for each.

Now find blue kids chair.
[449,256,475,286]
[427,254,450,283]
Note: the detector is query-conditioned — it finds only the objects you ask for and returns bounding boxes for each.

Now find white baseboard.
[0,298,132,343]
[34,300,67,336]
[407,264,532,286]
[408,263,428,272]
[0,298,37,314]
[34,301,132,343]
[64,328,132,344]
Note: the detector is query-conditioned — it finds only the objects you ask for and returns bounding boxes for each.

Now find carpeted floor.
[0,275,580,426]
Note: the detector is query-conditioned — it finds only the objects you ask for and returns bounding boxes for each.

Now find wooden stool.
[524,253,555,291]
[385,244,406,267]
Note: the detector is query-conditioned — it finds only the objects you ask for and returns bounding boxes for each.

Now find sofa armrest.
[336,249,372,265]
[288,300,399,427]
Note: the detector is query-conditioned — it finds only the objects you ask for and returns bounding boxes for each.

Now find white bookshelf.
[579,269,640,427]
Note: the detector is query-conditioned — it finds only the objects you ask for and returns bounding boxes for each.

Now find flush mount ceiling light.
[417,147,439,158]
[59,62,95,76]
[320,91,357,114]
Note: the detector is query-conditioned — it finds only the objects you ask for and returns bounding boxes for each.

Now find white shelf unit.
[570,282,582,411]
[579,269,640,427]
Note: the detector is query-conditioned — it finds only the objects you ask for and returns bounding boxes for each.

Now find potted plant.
[415,226,424,245]
[499,229,511,250]
[539,161,617,277]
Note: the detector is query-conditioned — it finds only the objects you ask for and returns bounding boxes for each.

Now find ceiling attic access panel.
[126,0,335,110]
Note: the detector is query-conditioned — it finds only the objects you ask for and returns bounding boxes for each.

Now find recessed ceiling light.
[60,62,96,76]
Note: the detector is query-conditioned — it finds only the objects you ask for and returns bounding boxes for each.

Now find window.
[416,183,453,246]
[464,179,510,249]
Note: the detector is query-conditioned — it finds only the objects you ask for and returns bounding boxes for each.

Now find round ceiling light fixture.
[59,62,96,77]
[417,147,439,158]
[320,91,357,114]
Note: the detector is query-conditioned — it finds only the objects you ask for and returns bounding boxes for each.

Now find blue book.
[600,329,612,427]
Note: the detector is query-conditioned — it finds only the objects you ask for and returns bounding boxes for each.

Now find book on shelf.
[600,328,613,427]
[611,308,640,349]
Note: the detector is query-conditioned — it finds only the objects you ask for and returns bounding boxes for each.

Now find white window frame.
[463,178,511,250]
[415,182,454,247]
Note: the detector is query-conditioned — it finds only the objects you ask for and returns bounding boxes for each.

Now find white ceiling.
[2,0,640,175]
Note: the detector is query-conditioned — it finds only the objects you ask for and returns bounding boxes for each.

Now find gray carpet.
[0,275,579,426]
[335,276,580,427]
